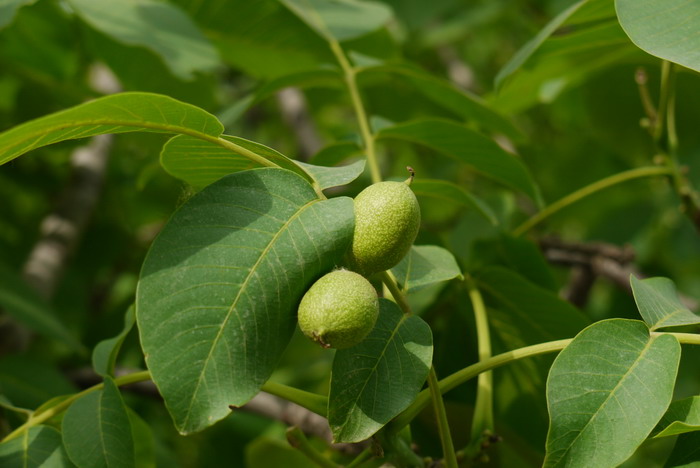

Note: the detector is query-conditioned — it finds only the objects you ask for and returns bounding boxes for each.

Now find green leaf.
[665,432,700,467]
[0,356,77,409]
[253,68,343,104]
[66,0,220,80]
[493,0,639,113]
[245,437,315,467]
[308,141,364,166]
[654,397,700,438]
[358,64,523,140]
[136,168,354,434]
[0,92,223,166]
[92,306,135,377]
[544,319,681,468]
[172,0,333,79]
[631,276,700,330]
[0,426,73,468]
[62,377,135,468]
[296,159,365,190]
[391,245,463,293]
[127,409,155,468]
[410,179,498,225]
[0,0,35,30]
[376,119,540,203]
[475,266,590,346]
[159,134,313,188]
[280,0,393,42]
[329,299,433,443]
[0,264,82,351]
[616,0,700,73]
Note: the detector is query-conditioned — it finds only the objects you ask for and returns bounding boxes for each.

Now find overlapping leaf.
[62,377,135,468]
[329,299,432,442]
[0,426,72,468]
[66,0,220,80]
[617,0,700,73]
[377,119,540,202]
[631,275,700,330]
[358,64,522,139]
[391,245,463,293]
[654,396,700,438]
[137,168,354,434]
[160,134,363,190]
[0,93,223,166]
[545,319,680,468]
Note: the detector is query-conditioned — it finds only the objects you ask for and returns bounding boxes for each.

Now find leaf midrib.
[549,333,657,467]
[181,197,320,429]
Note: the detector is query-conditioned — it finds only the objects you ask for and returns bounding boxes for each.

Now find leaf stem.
[465,278,494,456]
[379,270,412,315]
[512,166,674,236]
[428,366,459,468]
[328,40,382,183]
[1,370,151,443]
[286,426,340,468]
[261,381,328,416]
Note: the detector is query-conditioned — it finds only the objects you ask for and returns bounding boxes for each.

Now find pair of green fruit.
[298,180,420,349]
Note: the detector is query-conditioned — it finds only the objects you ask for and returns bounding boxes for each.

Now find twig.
[276,87,323,161]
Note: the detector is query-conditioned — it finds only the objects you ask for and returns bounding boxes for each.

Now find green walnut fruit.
[346,180,420,275]
[298,269,379,349]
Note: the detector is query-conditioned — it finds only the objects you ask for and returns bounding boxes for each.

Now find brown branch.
[275,87,322,161]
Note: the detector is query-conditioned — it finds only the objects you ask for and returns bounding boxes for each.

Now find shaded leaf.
[631,275,700,330]
[665,431,700,468]
[281,0,393,42]
[0,264,82,351]
[253,68,342,104]
[0,92,223,166]
[62,377,135,468]
[308,141,364,166]
[544,319,680,468]
[92,306,135,377]
[245,437,314,468]
[0,0,35,30]
[296,159,365,190]
[0,356,77,409]
[159,134,313,188]
[66,0,219,80]
[137,168,354,434]
[358,64,523,140]
[391,245,463,293]
[410,179,497,225]
[376,119,540,203]
[329,299,432,443]
[0,426,73,468]
[127,409,156,468]
[493,0,639,113]
[654,396,700,438]
[616,0,700,73]
[475,266,590,346]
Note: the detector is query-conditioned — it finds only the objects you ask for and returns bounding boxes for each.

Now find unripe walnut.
[346,181,420,275]
[298,270,379,349]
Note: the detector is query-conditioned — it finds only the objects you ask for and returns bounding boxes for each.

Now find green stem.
[328,40,382,184]
[654,61,672,143]
[428,366,459,468]
[392,339,572,432]
[286,426,339,468]
[261,381,328,416]
[512,166,674,236]
[345,448,373,468]
[213,136,326,199]
[379,270,412,315]
[465,278,493,455]
[2,370,151,443]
